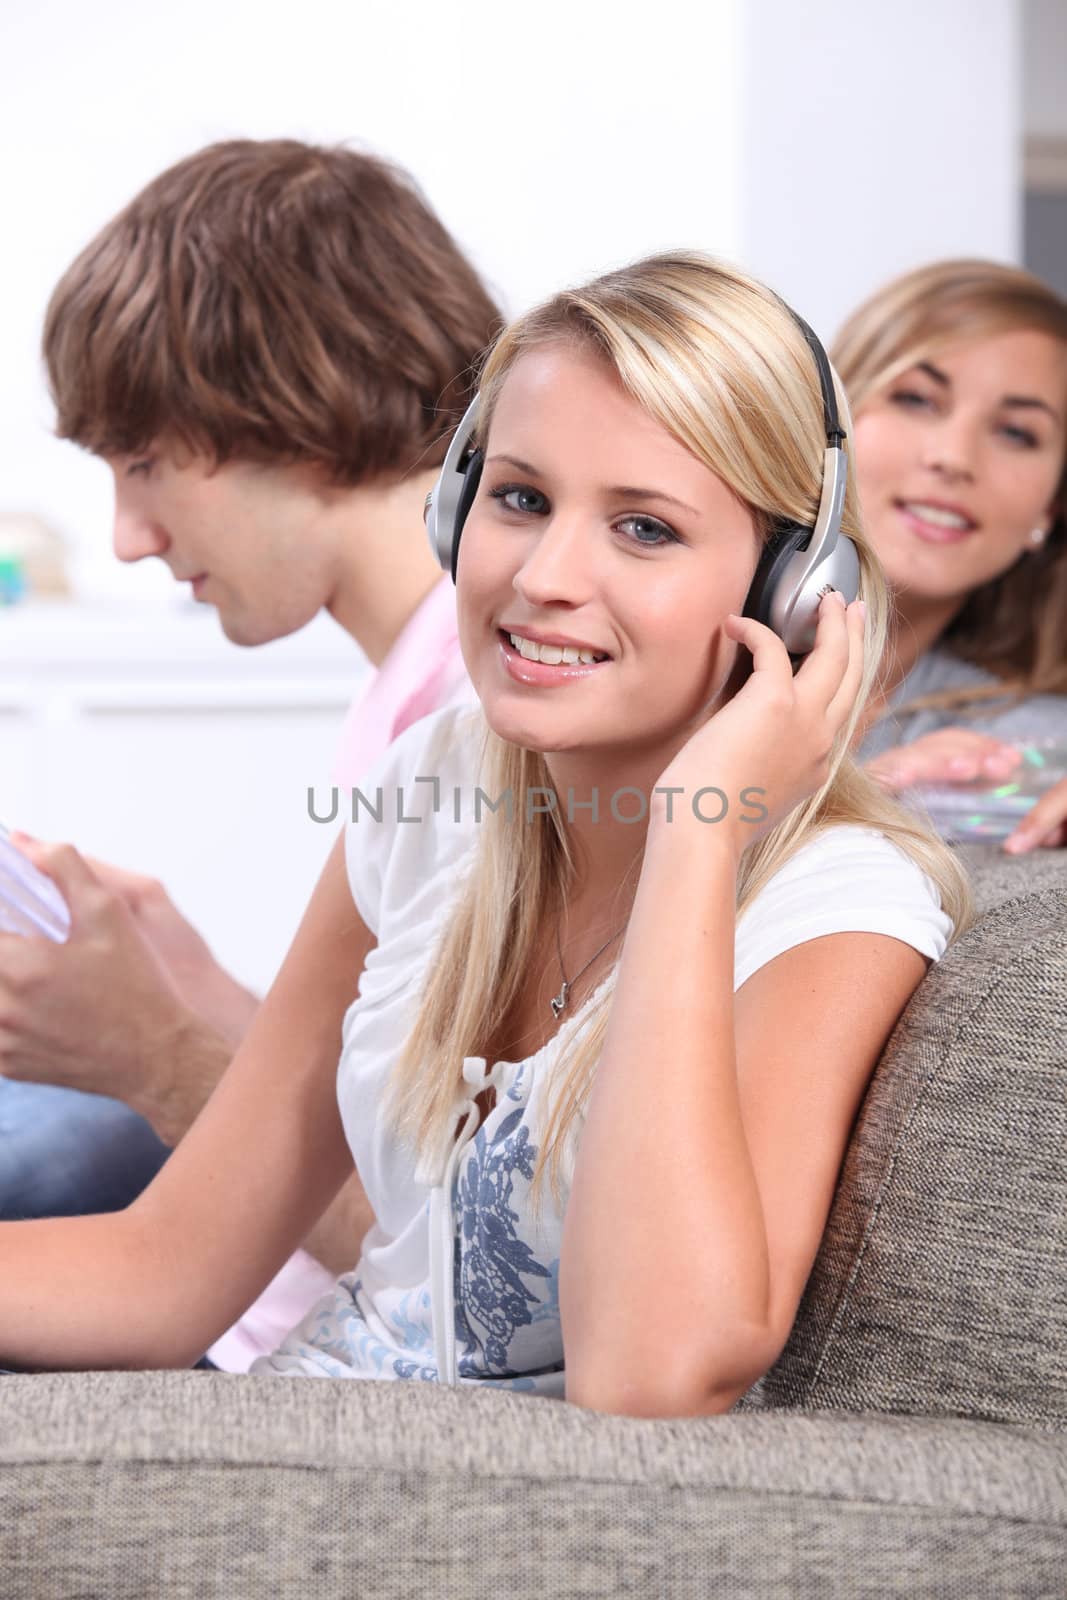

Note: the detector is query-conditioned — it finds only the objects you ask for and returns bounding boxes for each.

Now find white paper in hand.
[0,824,71,942]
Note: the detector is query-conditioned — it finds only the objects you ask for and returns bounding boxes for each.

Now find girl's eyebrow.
[486,453,541,475]
[609,485,701,517]
[485,454,700,517]
[1001,394,1061,421]
[916,360,950,387]
[913,361,1060,422]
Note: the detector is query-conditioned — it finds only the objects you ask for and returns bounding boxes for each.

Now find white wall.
[0,0,739,598]
[737,0,1022,342]
[0,1,1031,594]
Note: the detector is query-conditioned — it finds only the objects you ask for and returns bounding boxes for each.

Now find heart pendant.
[549,983,568,1020]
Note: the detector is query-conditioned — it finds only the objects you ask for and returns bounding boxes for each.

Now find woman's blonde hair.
[832,258,1067,716]
[382,251,973,1216]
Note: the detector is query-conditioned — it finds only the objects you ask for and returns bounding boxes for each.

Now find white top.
[251,706,953,1393]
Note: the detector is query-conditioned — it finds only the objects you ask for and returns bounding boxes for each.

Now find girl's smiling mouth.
[893,498,979,543]
[498,628,612,685]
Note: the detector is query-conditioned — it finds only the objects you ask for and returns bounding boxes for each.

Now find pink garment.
[332,575,473,788]
[207,575,473,1373]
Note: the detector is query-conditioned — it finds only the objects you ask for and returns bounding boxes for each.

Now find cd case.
[905,737,1067,844]
[0,824,71,941]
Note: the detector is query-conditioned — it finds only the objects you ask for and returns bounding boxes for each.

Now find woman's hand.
[654,590,867,848]
[1004,774,1067,854]
[866,730,1022,791]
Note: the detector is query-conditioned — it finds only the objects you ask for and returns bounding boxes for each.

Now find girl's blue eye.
[889,389,931,411]
[616,515,677,547]
[488,484,548,515]
[999,423,1039,449]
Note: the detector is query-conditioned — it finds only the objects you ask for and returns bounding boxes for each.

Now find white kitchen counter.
[0,600,372,992]
[0,596,363,676]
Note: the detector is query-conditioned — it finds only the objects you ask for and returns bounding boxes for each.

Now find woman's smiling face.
[455,342,762,761]
[852,328,1067,606]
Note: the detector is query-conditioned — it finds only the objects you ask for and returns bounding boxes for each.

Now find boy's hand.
[0,839,234,1144]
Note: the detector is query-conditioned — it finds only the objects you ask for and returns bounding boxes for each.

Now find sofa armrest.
[955,841,1067,915]
[1,1372,1063,1598]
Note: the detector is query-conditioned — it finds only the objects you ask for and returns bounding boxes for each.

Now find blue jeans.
[0,1079,170,1220]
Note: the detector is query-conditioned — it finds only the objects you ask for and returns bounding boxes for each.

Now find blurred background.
[1,0,1064,990]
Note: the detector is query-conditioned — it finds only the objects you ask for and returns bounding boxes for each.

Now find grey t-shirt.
[858,648,1067,763]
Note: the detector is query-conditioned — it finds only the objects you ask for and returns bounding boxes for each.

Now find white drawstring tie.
[426,1056,516,1385]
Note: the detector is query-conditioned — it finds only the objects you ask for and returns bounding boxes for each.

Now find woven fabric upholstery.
[738,848,1067,1428]
[0,1372,1064,1600]
[956,841,1067,916]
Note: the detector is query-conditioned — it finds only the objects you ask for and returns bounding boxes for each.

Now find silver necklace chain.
[550,920,625,1020]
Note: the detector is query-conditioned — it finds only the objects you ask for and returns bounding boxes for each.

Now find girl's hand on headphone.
[866,729,1022,791]
[653,590,866,849]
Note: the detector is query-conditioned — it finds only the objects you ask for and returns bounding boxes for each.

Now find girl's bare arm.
[0,831,374,1372]
[560,818,927,1419]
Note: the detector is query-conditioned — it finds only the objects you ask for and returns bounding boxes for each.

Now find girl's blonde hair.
[382,251,973,1216]
[832,258,1067,717]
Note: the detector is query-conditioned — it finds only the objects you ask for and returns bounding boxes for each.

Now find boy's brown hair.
[43,139,502,483]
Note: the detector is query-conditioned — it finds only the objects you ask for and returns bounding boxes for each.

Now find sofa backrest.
[738,848,1067,1430]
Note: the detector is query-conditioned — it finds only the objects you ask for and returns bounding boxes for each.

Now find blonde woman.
[837,261,1067,852]
[0,255,970,1417]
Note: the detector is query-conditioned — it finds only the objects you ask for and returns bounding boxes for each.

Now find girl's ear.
[712,632,755,711]
[1033,498,1063,550]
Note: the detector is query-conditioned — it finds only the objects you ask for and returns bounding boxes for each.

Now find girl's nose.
[919,415,979,483]
[511,514,595,608]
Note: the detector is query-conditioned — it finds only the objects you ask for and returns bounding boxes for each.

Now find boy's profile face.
[106,445,343,646]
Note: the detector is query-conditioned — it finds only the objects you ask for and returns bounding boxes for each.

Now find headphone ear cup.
[743,520,861,659]
[743,524,809,631]
[449,449,484,583]
[783,534,861,652]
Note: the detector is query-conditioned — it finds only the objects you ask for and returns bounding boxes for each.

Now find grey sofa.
[1,846,1064,1599]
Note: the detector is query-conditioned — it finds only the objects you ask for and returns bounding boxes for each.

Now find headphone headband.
[790,311,847,449]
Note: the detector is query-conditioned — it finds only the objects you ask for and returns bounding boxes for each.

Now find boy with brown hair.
[0,138,498,1368]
